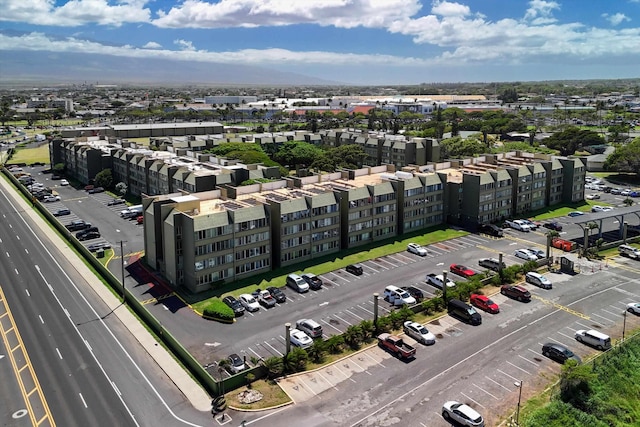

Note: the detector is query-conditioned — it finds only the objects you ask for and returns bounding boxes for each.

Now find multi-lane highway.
[0,178,212,427]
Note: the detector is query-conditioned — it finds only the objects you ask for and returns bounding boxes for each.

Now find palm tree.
[584,222,599,256]
[546,230,560,260]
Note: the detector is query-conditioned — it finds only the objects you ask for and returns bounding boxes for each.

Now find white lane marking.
[518,354,539,367]
[5,252,9,257]
[358,305,374,315]
[319,301,329,307]
[367,259,389,270]
[361,351,385,368]
[78,393,87,408]
[112,381,121,397]
[321,319,343,333]
[485,376,512,392]
[506,360,531,376]
[497,369,521,383]
[247,347,261,360]
[600,308,621,317]
[333,364,356,383]
[14,268,19,275]
[297,376,318,396]
[263,341,283,357]
[56,348,63,359]
[345,309,364,321]
[334,314,353,326]
[460,392,485,409]
[25,249,29,254]
[345,357,371,375]
[557,331,575,341]
[316,371,338,391]
[591,312,615,323]
[473,383,499,400]
[25,289,30,297]
[39,315,44,324]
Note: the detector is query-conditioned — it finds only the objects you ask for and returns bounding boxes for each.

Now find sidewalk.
[0,175,212,412]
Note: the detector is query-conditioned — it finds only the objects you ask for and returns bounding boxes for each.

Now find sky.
[1,0,640,85]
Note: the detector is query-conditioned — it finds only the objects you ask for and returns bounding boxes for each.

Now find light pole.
[622,309,627,342]
[514,380,523,426]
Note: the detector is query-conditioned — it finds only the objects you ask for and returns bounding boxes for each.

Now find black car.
[108,198,126,206]
[542,342,582,364]
[346,264,364,276]
[88,187,105,194]
[66,220,92,231]
[478,223,504,237]
[222,296,245,316]
[266,286,287,303]
[401,286,424,303]
[77,231,101,241]
[53,208,71,217]
[301,273,323,290]
[543,221,563,231]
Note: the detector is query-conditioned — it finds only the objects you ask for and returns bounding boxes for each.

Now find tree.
[283,347,308,373]
[115,182,128,196]
[498,88,519,104]
[544,127,605,156]
[94,168,113,189]
[52,163,66,174]
[262,356,284,379]
[604,137,640,175]
[440,136,487,159]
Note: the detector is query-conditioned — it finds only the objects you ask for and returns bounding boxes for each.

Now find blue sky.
[1,0,640,84]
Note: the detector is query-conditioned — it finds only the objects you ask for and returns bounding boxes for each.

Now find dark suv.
[346,264,363,276]
[501,284,531,302]
[478,223,504,237]
[222,296,245,316]
[542,342,581,364]
[401,286,424,303]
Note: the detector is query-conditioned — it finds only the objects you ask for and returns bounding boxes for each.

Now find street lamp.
[118,240,127,304]
[622,309,627,342]
[514,380,523,426]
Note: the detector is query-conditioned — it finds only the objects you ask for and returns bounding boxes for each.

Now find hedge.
[202,299,235,323]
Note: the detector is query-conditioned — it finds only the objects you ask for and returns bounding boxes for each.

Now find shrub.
[306,340,327,364]
[284,347,308,373]
[375,316,392,333]
[325,335,344,354]
[262,356,284,379]
[202,299,235,322]
[343,324,364,350]
[359,319,376,342]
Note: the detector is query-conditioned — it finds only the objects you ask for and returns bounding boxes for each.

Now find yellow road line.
[140,292,175,305]
[0,285,55,427]
[606,258,640,275]
[531,294,590,320]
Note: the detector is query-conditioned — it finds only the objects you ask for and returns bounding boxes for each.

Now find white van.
[575,329,611,350]
[618,244,640,259]
[286,274,309,293]
[120,204,143,219]
[383,285,416,306]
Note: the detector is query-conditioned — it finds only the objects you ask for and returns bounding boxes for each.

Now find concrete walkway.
[0,173,212,412]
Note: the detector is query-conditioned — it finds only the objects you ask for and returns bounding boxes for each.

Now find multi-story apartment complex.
[143,154,585,293]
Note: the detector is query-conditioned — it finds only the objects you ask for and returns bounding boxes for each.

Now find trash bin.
[96,249,105,258]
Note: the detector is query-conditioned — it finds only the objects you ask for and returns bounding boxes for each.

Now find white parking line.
[368,300,391,313]
[345,357,371,375]
[393,253,415,263]
[485,376,512,392]
[600,308,622,317]
[321,319,343,333]
[361,351,386,368]
[334,314,353,326]
[248,347,262,360]
[497,368,521,383]
[574,321,591,330]
[316,371,339,391]
[527,348,543,359]
[591,312,615,323]
[557,331,575,341]
[358,304,374,315]
[367,259,389,270]
[506,360,531,376]
[332,364,356,383]
[472,383,499,400]
[345,309,365,321]
[386,254,408,265]
[297,376,318,396]
[263,341,283,357]
[377,256,401,267]
[518,354,539,367]
[460,392,485,409]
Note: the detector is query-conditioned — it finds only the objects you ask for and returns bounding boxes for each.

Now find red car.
[470,294,500,314]
[136,215,144,224]
[450,263,477,278]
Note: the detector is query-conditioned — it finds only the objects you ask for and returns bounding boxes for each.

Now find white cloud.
[0,0,151,26]
[431,1,470,17]
[602,13,631,26]
[523,0,559,25]
[174,39,196,51]
[153,0,421,29]
[142,41,162,49]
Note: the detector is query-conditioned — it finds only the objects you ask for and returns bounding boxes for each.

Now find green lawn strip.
[528,202,593,221]
[7,144,51,165]
[190,226,467,311]
[226,379,291,409]
[590,172,640,187]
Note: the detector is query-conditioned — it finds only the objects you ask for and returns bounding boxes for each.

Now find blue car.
[629,191,640,198]
[568,211,585,217]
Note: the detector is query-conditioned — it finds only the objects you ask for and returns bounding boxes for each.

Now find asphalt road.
[0,178,213,427]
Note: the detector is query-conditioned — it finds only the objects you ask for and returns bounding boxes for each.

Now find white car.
[60,179,69,186]
[586,194,600,200]
[238,294,260,312]
[527,248,545,259]
[514,249,538,261]
[520,219,538,230]
[592,205,613,213]
[407,243,428,256]
[426,273,456,289]
[227,354,246,374]
[525,271,552,289]
[627,303,640,315]
[442,401,484,427]
[43,195,61,202]
[506,219,531,232]
[403,321,436,345]
[290,329,313,349]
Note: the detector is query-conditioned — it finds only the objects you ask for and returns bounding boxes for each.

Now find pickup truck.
[377,333,416,359]
[425,273,455,289]
[256,289,276,308]
[65,220,92,231]
[505,219,531,232]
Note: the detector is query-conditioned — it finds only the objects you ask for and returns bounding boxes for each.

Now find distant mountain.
[0,50,338,86]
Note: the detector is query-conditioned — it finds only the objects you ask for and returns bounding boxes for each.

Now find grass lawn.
[191,226,468,311]
[590,172,640,187]
[226,379,291,410]
[528,201,593,221]
[8,144,50,165]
